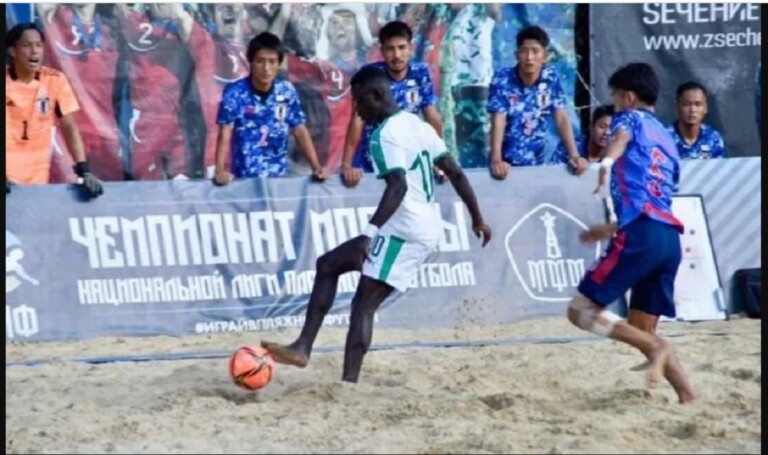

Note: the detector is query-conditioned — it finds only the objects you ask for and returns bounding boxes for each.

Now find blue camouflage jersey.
[552,134,590,165]
[354,61,437,172]
[217,78,306,177]
[666,123,726,159]
[609,109,683,233]
[487,64,567,166]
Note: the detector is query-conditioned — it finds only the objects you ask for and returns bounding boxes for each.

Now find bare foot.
[646,338,670,389]
[261,341,309,368]
[664,350,697,404]
[630,361,650,371]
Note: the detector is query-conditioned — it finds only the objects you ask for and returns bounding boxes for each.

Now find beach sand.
[5,316,761,454]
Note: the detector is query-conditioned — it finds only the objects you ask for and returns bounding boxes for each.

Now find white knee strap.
[569,298,622,337]
[591,309,622,336]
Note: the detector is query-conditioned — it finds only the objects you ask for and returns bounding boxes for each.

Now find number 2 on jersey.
[258,125,269,147]
[138,23,154,45]
[410,150,434,202]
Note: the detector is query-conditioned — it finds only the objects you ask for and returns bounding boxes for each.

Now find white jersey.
[368,111,448,244]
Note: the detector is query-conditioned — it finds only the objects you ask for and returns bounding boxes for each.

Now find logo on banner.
[6,304,39,339]
[6,230,40,294]
[504,204,602,302]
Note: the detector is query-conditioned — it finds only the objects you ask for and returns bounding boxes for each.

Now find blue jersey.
[487,64,567,166]
[666,123,726,159]
[552,134,589,164]
[353,61,437,172]
[216,78,306,178]
[609,109,683,233]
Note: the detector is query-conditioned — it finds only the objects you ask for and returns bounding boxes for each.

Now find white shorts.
[362,232,437,292]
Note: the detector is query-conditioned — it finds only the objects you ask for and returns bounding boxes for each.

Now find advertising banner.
[590,3,761,158]
[6,159,760,342]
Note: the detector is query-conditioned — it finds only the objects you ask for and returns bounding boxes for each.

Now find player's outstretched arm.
[340,114,365,188]
[293,125,328,181]
[554,109,588,175]
[435,155,491,246]
[367,170,408,229]
[61,114,103,199]
[213,125,234,186]
[579,222,616,244]
[488,113,509,180]
[593,128,630,194]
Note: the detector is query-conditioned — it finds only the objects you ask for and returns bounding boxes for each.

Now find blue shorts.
[578,216,682,318]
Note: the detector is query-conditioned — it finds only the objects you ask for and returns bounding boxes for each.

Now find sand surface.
[5,316,761,454]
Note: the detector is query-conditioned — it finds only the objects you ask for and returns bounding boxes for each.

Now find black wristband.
[73,161,90,177]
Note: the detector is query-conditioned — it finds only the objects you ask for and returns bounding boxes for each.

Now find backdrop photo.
[6,3,580,181]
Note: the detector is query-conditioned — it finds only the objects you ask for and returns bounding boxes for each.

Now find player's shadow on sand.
[578,388,671,411]
[197,387,265,405]
[149,363,266,405]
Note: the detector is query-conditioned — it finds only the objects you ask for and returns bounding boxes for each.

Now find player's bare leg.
[607,322,670,389]
[261,238,367,367]
[341,276,394,383]
[628,309,659,333]
[568,294,696,403]
[627,309,659,371]
[664,350,697,403]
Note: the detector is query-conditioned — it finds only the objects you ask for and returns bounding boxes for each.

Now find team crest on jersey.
[406,88,420,107]
[536,91,550,108]
[275,103,287,121]
[36,96,51,114]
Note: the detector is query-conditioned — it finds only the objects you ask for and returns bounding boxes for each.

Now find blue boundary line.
[6,329,756,368]
[5,335,605,368]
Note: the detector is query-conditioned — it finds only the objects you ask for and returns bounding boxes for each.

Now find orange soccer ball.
[229,345,276,390]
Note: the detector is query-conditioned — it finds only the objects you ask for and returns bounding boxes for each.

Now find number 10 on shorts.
[368,235,385,258]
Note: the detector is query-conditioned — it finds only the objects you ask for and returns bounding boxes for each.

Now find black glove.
[73,162,104,198]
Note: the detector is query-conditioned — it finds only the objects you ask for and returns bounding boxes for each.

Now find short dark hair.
[592,104,615,126]
[351,65,389,91]
[378,20,412,45]
[247,32,284,63]
[676,81,708,102]
[608,62,660,106]
[7,22,44,48]
[516,25,549,49]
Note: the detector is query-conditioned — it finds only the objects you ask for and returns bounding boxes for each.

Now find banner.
[6,166,608,342]
[6,3,578,181]
[5,158,762,342]
[590,3,761,158]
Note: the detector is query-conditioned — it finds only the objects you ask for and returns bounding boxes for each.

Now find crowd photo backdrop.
[5,3,580,182]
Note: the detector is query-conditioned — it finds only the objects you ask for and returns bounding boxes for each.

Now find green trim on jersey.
[376,167,406,179]
[378,235,406,282]
[370,111,401,177]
